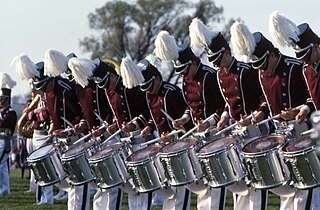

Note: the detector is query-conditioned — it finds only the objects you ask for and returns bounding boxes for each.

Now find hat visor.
[140,79,155,92]
[295,47,312,61]
[251,53,269,70]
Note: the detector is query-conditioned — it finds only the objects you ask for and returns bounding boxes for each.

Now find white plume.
[68,57,96,88]
[44,49,69,77]
[269,11,300,48]
[11,54,39,80]
[189,18,218,50]
[120,57,144,89]
[155,31,179,61]
[230,21,256,62]
[145,53,162,70]
[0,72,16,89]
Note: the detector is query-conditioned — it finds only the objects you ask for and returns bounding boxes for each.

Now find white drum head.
[199,136,237,154]
[90,143,123,159]
[283,134,315,152]
[127,144,161,162]
[242,135,285,153]
[161,137,197,153]
[28,144,54,159]
[63,141,95,157]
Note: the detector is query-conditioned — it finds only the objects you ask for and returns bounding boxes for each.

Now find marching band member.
[12,54,90,210]
[67,56,153,210]
[44,49,119,210]
[120,55,193,210]
[230,21,316,210]
[154,30,227,210]
[21,90,38,194]
[269,11,320,210]
[269,11,320,112]
[189,17,268,210]
[23,86,53,205]
[0,73,17,196]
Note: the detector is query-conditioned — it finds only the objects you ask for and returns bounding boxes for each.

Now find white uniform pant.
[26,137,36,192]
[93,184,123,210]
[156,186,190,210]
[270,185,320,210]
[227,180,268,210]
[0,139,10,195]
[33,131,54,204]
[186,180,226,210]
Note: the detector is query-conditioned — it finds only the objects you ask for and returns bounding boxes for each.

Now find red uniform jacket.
[217,59,268,121]
[302,62,320,110]
[106,79,150,128]
[182,64,225,123]
[259,55,312,117]
[44,78,83,131]
[75,80,113,129]
[0,106,17,151]
[147,81,193,134]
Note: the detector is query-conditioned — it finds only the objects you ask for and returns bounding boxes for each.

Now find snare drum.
[282,134,320,189]
[242,134,289,189]
[159,137,202,186]
[89,143,130,189]
[61,141,98,186]
[197,136,246,188]
[126,144,166,193]
[27,144,66,186]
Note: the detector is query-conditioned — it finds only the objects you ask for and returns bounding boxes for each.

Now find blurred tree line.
[80,0,239,84]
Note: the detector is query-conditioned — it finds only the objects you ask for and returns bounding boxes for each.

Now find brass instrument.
[101,57,121,75]
[17,94,41,138]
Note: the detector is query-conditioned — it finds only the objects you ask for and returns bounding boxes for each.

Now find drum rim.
[281,145,315,156]
[197,139,237,156]
[61,150,87,160]
[242,134,285,154]
[27,144,56,161]
[126,156,155,166]
[88,152,115,162]
[159,137,198,154]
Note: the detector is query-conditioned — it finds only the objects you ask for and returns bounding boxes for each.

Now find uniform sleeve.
[204,72,225,122]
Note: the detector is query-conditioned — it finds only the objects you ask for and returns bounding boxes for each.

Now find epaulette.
[163,83,176,91]
[236,61,251,70]
[284,58,302,66]
[202,65,216,73]
[57,79,72,91]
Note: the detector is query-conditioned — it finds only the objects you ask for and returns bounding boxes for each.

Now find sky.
[1,0,319,97]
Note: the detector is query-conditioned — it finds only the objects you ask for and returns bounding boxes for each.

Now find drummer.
[268,12,320,114]
[120,55,194,210]
[230,21,316,210]
[12,53,90,210]
[189,17,269,210]
[67,56,153,210]
[154,30,227,210]
[44,50,119,210]
[0,73,17,197]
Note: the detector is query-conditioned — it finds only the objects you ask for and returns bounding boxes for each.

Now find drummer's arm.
[140,120,155,137]
[252,99,270,124]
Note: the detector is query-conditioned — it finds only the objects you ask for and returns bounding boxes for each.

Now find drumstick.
[300,128,314,136]
[73,124,108,145]
[179,113,216,140]
[61,116,75,128]
[140,129,184,147]
[102,116,139,144]
[212,112,255,136]
[38,127,74,148]
[256,105,304,126]
[160,109,186,133]
[94,111,108,126]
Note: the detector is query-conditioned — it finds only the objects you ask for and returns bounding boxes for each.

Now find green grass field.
[0,169,280,210]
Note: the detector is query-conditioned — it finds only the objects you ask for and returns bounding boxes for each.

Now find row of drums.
[27,131,320,195]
